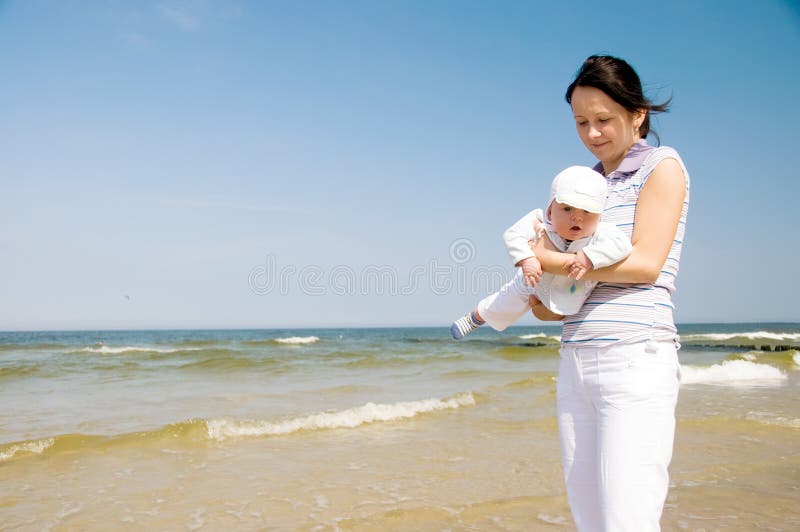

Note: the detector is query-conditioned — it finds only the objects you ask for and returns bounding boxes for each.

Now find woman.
[530,55,689,531]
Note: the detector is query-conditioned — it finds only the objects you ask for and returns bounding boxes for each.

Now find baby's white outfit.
[476,209,632,330]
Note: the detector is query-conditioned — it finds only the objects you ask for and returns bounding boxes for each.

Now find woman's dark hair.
[565,55,670,141]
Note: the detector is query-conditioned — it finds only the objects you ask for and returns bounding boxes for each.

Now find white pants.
[557,340,680,532]
[476,271,532,331]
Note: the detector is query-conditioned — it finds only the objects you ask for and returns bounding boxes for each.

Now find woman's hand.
[529,295,564,321]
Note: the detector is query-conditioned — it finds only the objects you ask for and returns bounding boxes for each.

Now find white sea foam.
[682,331,800,342]
[76,346,198,354]
[0,438,55,462]
[739,349,798,364]
[187,508,206,531]
[518,333,561,341]
[205,393,475,441]
[745,411,800,429]
[274,336,319,345]
[680,360,787,385]
[538,513,570,525]
[56,502,83,520]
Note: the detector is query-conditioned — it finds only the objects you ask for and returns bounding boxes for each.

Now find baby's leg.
[451,310,485,340]
[476,270,534,331]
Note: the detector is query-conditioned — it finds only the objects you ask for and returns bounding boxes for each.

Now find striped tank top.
[561,140,690,347]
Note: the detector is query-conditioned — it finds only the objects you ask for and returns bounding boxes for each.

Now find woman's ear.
[634,109,647,130]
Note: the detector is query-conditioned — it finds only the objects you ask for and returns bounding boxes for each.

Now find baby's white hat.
[550,166,608,214]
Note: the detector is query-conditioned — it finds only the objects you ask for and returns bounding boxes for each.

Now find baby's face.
[547,201,602,241]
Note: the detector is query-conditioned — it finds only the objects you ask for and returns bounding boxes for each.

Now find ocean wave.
[0,421,210,464]
[246,336,321,346]
[319,349,374,361]
[178,356,283,371]
[0,393,476,462]
[490,345,558,361]
[72,345,201,355]
[205,393,476,441]
[745,411,800,429]
[174,339,225,347]
[502,373,558,389]
[681,331,800,351]
[0,342,64,352]
[0,438,55,462]
[726,349,799,369]
[680,360,787,386]
[683,331,800,342]
[344,353,464,369]
[0,365,39,380]
[273,336,320,345]
[518,333,561,342]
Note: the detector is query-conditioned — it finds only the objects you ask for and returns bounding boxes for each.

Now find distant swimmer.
[97,340,104,347]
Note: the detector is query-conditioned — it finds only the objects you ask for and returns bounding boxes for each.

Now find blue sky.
[2,0,799,330]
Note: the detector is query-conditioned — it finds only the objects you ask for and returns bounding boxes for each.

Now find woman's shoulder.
[647,144,682,163]
[641,144,689,182]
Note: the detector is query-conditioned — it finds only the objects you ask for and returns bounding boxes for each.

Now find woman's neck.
[601,137,641,175]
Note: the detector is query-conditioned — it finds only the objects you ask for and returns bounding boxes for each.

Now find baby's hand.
[520,256,542,287]
[532,217,545,240]
[563,250,593,280]
[527,216,546,254]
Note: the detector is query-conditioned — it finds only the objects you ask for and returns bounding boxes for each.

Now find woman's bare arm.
[529,295,564,321]
[532,158,686,284]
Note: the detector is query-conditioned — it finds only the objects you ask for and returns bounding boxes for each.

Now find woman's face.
[570,85,645,174]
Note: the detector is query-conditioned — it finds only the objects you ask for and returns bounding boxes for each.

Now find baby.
[451,166,632,339]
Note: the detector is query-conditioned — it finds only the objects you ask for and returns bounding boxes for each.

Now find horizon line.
[2,321,799,334]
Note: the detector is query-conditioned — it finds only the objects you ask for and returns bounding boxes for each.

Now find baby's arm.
[520,256,542,287]
[503,209,545,286]
[563,250,594,280]
[565,223,632,280]
[503,209,544,264]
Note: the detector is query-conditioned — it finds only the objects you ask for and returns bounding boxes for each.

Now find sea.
[1,323,798,530]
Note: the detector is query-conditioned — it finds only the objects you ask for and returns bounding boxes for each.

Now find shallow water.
[1,324,798,529]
